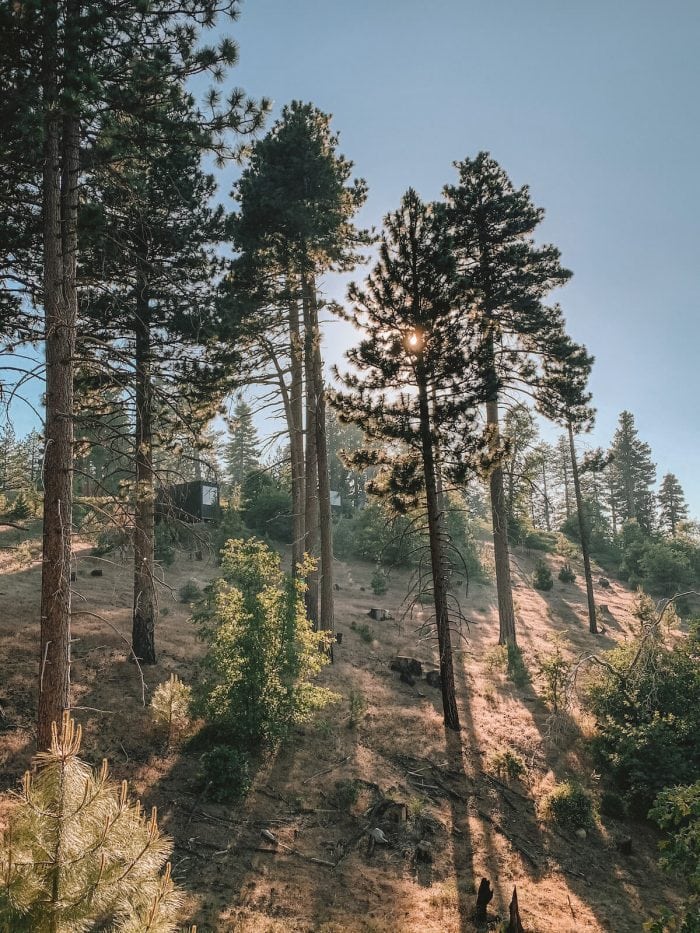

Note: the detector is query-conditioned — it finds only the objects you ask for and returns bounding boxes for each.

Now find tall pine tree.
[607,411,657,535]
[332,190,492,731]
[445,153,572,646]
[657,472,688,537]
[225,397,260,488]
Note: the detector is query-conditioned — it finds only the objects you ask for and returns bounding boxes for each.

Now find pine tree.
[332,190,492,731]
[2,0,265,744]
[0,714,184,932]
[608,411,657,535]
[445,153,573,646]
[657,473,688,538]
[501,404,539,538]
[225,397,260,488]
[539,336,599,633]
[228,101,369,634]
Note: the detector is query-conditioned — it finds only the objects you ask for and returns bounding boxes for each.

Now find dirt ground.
[0,522,684,931]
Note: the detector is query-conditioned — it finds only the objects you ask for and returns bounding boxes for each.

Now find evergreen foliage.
[150,674,192,743]
[658,473,689,538]
[540,781,594,831]
[0,714,183,932]
[192,538,334,744]
[533,559,554,591]
[647,783,700,932]
[608,411,657,535]
[587,596,700,815]
[225,397,260,488]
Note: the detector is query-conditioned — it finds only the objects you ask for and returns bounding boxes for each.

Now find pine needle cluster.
[150,674,193,743]
[0,714,184,932]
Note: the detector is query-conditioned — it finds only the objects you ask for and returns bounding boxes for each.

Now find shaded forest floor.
[0,522,684,931]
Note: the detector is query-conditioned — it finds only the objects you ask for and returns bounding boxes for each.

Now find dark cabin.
[156,480,220,523]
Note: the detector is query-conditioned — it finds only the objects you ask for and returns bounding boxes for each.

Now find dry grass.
[0,526,684,931]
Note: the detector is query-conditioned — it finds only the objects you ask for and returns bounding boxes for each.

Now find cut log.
[475,877,493,922]
[90,568,103,577]
[390,656,422,677]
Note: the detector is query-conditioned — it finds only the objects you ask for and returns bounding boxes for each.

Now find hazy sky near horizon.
[226,0,700,511]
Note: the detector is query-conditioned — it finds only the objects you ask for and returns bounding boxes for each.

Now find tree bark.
[288,289,305,574]
[38,0,77,749]
[417,362,460,731]
[302,274,319,628]
[568,422,597,635]
[541,457,551,531]
[132,271,157,664]
[306,276,334,643]
[486,392,517,646]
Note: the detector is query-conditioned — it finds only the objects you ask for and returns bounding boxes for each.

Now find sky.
[224,0,700,510]
[7,1,700,510]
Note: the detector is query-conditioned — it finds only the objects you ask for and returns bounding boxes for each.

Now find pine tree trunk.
[568,422,597,635]
[563,457,571,519]
[302,275,319,628]
[38,1,76,749]
[542,459,551,531]
[132,272,157,664]
[288,289,305,574]
[417,364,460,731]
[307,277,334,643]
[486,392,517,646]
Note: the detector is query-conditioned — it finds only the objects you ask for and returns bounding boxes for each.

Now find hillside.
[0,524,683,932]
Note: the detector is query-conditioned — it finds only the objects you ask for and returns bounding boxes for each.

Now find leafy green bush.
[558,563,576,584]
[198,745,251,803]
[178,580,201,604]
[533,559,553,591]
[210,504,245,560]
[646,783,700,932]
[241,472,293,543]
[488,748,527,782]
[537,637,571,712]
[371,568,387,595]
[587,596,700,816]
[155,523,177,566]
[600,790,627,820]
[540,781,594,831]
[485,643,530,688]
[192,538,334,745]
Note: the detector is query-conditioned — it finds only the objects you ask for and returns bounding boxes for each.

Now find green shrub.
[355,623,373,644]
[488,748,527,782]
[241,472,293,543]
[178,580,201,604]
[523,529,558,552]
[537,638,571,712]
[198,745,251,803]
[558,563,576,584]
[8,491,32,521]
[371,568,387,595]
[192,538,335,745]
[348,689,367,727]
[540,781,594,831]
[600,790,627,820]
[150,673,192,742]
[155,523,177,566]
[0,714,182,931]
[646,783,700,932]
[507,644,530,688]
[485,644,530,687]
[533,559,553,591]
[587,596,700,816]
[330,779,360,810]
[210,504,245,560]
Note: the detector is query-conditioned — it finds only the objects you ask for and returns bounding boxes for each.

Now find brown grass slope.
[0,524,683,931]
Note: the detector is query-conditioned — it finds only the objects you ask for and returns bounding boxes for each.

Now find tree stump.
[390,656,422,677]
[475,877,493,922]
[507,885,525,932]
[90,568,103,577]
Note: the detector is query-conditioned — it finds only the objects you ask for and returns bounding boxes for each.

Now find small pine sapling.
[532,559,554,591]
[537,637,571,712]
[150,674,193,743]
[0,713,184,932]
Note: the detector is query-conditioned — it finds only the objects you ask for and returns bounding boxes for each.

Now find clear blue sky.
[8,2,699,512]
[225,0,700,512]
